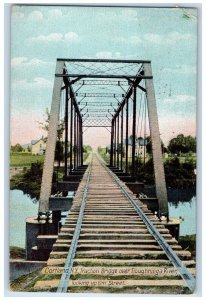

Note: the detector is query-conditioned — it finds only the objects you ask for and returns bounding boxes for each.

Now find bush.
[10,162,57,200]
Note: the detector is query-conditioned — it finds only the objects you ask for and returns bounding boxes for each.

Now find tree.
[168,134,196,155]
[38,109,65,166]
[129,135,137,144]
[145,136,166,154]
[83,145,92,153]
[11,143,23,152]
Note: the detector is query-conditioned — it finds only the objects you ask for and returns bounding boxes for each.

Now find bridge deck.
[32,155,195,294]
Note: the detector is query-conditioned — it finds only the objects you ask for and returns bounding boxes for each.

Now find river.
[9,189,196,248]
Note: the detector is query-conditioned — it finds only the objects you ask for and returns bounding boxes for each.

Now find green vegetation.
[10,246,25,259]
[10,153,45,167]
[97,146,110,164]
[131,156,196,188]
[10,144,92,200]
[179,235,196,259]
[98,134,196,188]
[10,162,57,199]
[168,135,196,155]
[10,143,24,152]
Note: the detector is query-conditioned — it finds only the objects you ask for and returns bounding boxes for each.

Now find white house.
[31,137,47,155]
[124,137,147,158]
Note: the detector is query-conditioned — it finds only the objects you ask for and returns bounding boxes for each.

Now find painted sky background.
[10,5,197,148]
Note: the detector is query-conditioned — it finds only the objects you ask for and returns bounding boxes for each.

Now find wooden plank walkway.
[32,155,195,294]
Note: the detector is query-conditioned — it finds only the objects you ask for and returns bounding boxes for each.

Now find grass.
[10,152,45,167]
[10,152,90,168]
[67,285,191,294]
[10,246,25,259]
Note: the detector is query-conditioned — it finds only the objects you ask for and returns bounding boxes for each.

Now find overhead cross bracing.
[56,58,148,128]
[39,58,168,225]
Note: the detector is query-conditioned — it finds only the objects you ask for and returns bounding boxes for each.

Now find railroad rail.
[33,154,195,294]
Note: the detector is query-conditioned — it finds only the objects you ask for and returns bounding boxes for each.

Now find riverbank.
[10,152,91,200]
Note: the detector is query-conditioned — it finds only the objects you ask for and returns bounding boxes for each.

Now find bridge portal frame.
[38,58,168,219]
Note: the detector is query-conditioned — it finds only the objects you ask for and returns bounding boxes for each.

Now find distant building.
[21,143,31,153]
[124,137,148,158]
[31,137,47,155]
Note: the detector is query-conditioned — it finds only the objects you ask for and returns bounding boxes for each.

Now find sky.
[10,5,197,148]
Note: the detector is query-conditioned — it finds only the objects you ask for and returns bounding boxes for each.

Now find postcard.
[9,5,197,295]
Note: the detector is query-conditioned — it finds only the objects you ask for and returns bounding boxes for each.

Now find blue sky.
[10,5,197,147]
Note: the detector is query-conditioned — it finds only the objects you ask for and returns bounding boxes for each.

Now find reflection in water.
[10,190,38,248]
[10,188,196,248]
[169,196,196,236]
[167,188,196,207]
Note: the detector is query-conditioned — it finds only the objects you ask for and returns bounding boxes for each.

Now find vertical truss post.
[79,115,81,166]
[38,60,64,214]
[77,113,79,168]
[131,86,136,179]
[64,85,69,177]
[79,117,81,166]
[114,117,116,167]
[80,118,83,165]
[74,109,77,170]
[125,97,129,173]
[110,119,114,166]
[143,62,168,217]
[69,91,73,172]
[117,114,119,169]
[120,106,123,170]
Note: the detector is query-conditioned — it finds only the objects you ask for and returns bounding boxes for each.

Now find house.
[124,137,148,158]
[31,137,47,155]
[136,137,148,158]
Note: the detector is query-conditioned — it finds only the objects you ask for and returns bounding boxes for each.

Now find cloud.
[48,9,63,18]
[11,57,28,67]
[12,77,53,90]
[118,31,195,47]
[95,51,122,59]
[28,10,44,22]
[96,51,113,59]
[28,32,79,43]
[65,32,79,42]
[164,94,195,103]
[121,9,138,18]
[144,33,162,43]
[129,36,142,44]
[144,31,195,44]
[162,65,196,75]
[29,33,63,43]
[115,36,142,44]
[11,57,52,68]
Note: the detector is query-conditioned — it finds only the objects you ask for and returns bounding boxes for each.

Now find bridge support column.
[114,117,116,167]
[117,115,119,169]
[120,107,123,170]
[131,86,136,179]
[38,60,64,215]
[110,119,114,166]
[70,92,73,172]
[64,85,69,177]
[143,62,168,217]
[125,97,129,173]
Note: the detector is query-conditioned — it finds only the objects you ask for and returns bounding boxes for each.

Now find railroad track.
[33,154,195,294]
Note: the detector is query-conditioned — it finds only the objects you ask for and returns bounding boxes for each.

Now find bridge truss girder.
[38,58,168,218]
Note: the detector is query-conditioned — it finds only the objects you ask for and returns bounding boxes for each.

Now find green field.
[10,153,45,167]
[10,152,90,168]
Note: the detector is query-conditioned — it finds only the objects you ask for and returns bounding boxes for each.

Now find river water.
[9,189,196,248]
